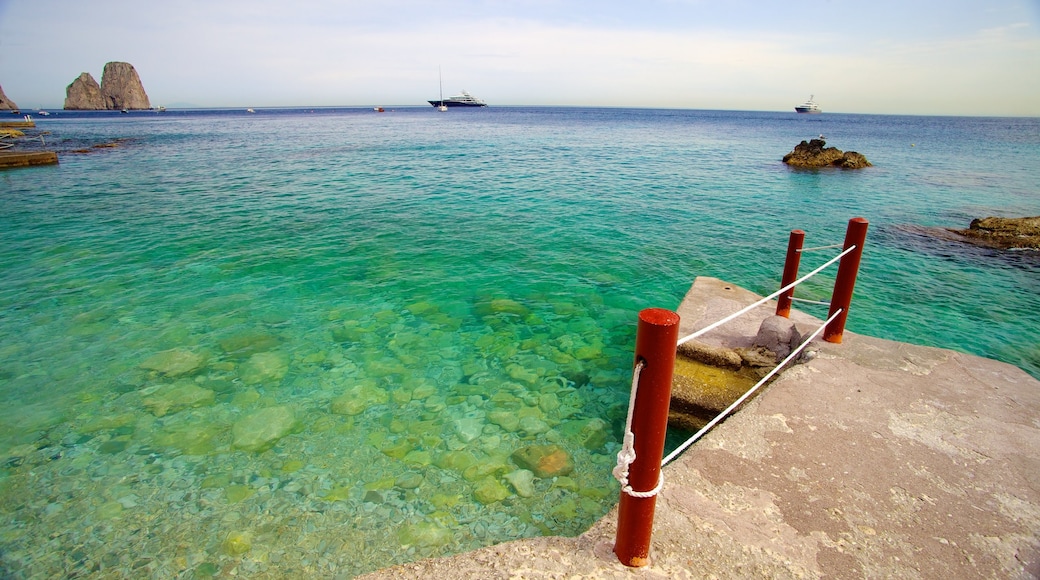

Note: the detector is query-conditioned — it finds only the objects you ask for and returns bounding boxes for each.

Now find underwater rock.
[218,331,280,358]
[139,348,206,377]
[504,469,536,497]
[435,450,479,472]
[559,418,610,451]
[949,216,1040,250]
[475,298,530,318]
[151,419,223,455]
[222,531,252,556]
[398,520,453,548]
[141,381,215,417]
[453,416,485,443]
[473,477,511,504]
[487,411,520,433]
[231,406,296,452]
[518,415,551,437]
[511,444,574,478]
[330,381,389,415]
[238,351,289,385]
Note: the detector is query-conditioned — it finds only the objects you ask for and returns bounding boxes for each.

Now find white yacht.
[429,90,487,108]
[795,95,821,114]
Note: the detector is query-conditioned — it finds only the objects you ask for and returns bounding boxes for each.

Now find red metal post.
[824,217,869,343]
[614,308,680,567]
[776,229,806,318]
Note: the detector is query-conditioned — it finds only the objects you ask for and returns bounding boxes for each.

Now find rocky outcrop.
[100,62,150,110]
[949,216,1040,250]
[0,84,17,111]
[64,62,151,110]
[782,138,872,169]
[64,73,105,110]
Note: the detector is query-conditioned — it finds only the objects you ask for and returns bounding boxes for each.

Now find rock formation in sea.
[0,84,18,110]
[949,216,1040,250]
[100,62,151,110]
[782,139,872,169]
[64,62,151,110]
[64,73,105,110]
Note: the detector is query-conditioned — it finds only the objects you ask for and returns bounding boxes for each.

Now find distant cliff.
[0,84,18,111]
[64,62,151,110]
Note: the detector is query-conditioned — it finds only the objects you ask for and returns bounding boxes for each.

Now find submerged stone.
[511,444,574,478]
[238,351,289,385]
[330,381,389,416]
[559,418,610,451]
[141,382,215,417]
[473,477,510,504]
[398,520,452,548]
[504,469,536,497]
[231,406,297,452]
[138,348,206,377]
[218,331,280,358]
[222,531,252,556]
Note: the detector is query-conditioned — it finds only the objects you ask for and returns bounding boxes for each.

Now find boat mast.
[437,66,448,111]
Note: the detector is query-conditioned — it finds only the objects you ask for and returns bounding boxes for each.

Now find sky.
[1,0,1038,115]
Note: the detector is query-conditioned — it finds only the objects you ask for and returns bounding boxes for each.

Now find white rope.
[661,308,843,467]
[790,297,831,306]
[612,360,665,498]
[797,243,844,253]
[676,244,855,347]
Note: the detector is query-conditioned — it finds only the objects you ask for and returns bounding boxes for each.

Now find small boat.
[246,108,255,113]
[429,90,486,108]
[121,108,129,114]
[795,95,821,114]
[374,107,385,112]
[37,110,50,116]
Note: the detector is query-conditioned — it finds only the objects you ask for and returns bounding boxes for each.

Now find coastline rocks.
[782,139,872,169]
[949,216,1040,250]
[0,84,17,111]
[64,73,105,110]
[64,62,151,110]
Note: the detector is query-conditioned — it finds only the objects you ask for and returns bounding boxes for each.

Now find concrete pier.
[361,277,1040,579]
[0,151,58,169]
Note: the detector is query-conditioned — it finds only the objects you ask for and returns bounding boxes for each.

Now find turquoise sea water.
[1,107,1038,577]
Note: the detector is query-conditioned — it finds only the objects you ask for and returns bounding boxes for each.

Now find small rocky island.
[783,138,872,169]
[64,61,151,110]
[0,84,17,111]
[949,216,1040,250]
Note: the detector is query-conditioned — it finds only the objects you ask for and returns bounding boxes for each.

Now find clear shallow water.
[1,107,1038,577]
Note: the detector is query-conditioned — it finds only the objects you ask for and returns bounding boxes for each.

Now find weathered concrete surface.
[361,277,1040,579]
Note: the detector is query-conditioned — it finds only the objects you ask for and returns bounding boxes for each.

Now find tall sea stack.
[64,73,105,110]
[64,62,151,110]
[0,84,18,111]
[100,62,150,110]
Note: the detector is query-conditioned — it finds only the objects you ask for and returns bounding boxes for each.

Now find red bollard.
[614,308,679,567]
[776,229,805,318]
[824,217,869,343]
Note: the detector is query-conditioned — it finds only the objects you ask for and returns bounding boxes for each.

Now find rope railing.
[676,243,855,347]
[612,217,870,568]
[660,308,842,467]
